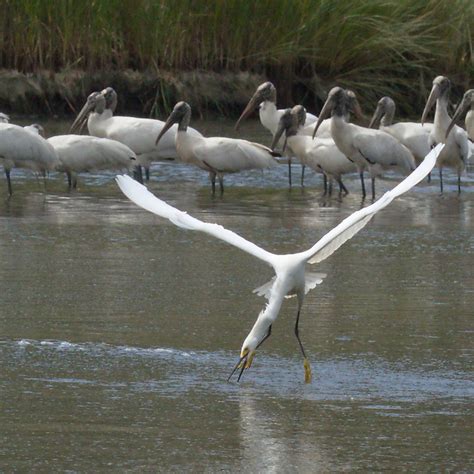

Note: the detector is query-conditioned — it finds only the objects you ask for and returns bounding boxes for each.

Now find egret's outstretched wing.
[116,175,276,266]
[302,144,444,265]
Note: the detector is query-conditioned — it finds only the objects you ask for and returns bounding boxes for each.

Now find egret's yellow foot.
[245,351,255,369]
[304,358,312,384]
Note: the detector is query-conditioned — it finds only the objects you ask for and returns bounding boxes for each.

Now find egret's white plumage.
[314,88,416,199]
[48,134,137,188]
[116,143,443,383]
[0,123,59,195]
[369,96,433,165]
[273,106,355,194]
[70,87,203,181]
[156,101,279,194]
[421,76,470,192]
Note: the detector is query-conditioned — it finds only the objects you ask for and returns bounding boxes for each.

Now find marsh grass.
[0,0,472,113]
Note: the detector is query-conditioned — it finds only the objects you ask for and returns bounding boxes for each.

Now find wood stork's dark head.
[155,101,191,145]
[422,75,451,125]
[446,88,474,139]
[369,96,396,129]
[70,91,105,133]
[235,81,277,130]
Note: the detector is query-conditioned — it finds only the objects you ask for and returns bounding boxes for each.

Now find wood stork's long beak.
[421,83,440,126]
[235,90,264,131]
[368,102,384,129]
[446,92,471,139]
[155,110,178,145]
[70,100,95,133]
[312,96,333,139]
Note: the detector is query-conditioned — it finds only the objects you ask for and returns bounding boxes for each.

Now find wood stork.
[369,96,433,165]
[47,135,137,189]
[421,76,470,193]
[0,123,59,195]
[156,101,279,194]
[70,88,203,182]
[272,106,356,195]
[235,82,326,185]
[115,144,443,383]
[446,89,474,142]
[314,87,416,200]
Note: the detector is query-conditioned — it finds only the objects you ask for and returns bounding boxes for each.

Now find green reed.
[0,0,472,113]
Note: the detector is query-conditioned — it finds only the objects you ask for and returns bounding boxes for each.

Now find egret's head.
[155,101,191,145]
[235,81,277,130]
[446,88,474,139]
[70,91,105,133]
[422,75,451,125]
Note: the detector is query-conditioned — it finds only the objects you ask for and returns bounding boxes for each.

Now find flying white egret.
[70,87,203,182]
[446,89,474,142]
[369,96,433,165]
[156,101,279,194]
[235,82,328,185]
[115,143,443,383]
[272,106,356,195]
[0,123,59,195]
[421,76,470,193]
[314,87,416,200]
[48,134,137,189]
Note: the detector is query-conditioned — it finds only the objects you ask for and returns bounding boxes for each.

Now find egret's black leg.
[294,307,312,383]
[256,324,272,350]
[359,171,366,199]
[301,164,305,186]
[427,172,431,183]
[5,169,12,196]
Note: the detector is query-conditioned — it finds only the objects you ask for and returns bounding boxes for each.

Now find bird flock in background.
[0,74,471,382]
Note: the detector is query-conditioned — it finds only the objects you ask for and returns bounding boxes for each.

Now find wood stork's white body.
[115,144,443,383]
[0,123,59,194]
[48,134,136,187]
[157,101,278,193]
[421,77,470,192]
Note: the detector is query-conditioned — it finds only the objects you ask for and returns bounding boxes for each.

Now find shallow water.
[1,118,473,471]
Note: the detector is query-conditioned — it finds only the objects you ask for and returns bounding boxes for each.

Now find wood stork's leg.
[145,167,150,181]
[5,169,12,196]
[66,171,72,190]
[133,165,144,184]
[359,171,366,199]
[457,172,461,193]
[338,178,349,195]
[72,176,78,189]
[288,157,292,187]
[371,177,376,200]
[294,304,312,383]
[301,164,306,186]
[328,179,333,196]
[210,172,216,195]
[323,174,328,195]
[439,167,443,193]
[427,172,431,183]
[218,174,224,195]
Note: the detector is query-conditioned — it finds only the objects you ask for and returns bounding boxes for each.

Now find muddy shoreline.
[0,69,272,118]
